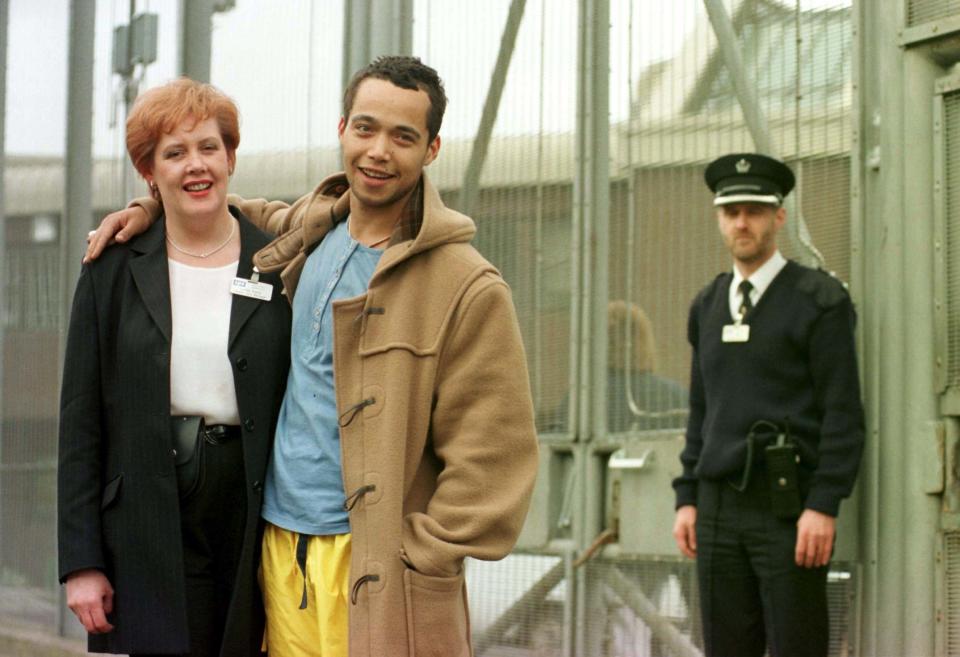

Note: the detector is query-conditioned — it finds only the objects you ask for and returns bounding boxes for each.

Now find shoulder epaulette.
[796,265,850,308]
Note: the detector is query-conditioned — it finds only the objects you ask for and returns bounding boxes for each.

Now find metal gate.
[0,0,863,653]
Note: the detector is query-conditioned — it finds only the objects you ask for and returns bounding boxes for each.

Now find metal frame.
[458,0,527,217]
[180,0,215,81]
[702,0,826,269]
[61,1,96,339]
[932,70,960,657]
[572,0,610,654]
[341,0,413,92]
[58,0,98,637]
[901,14,960,47]
[0,0,8,468]
[856,0,944,652]
[0,0,7,639]
[902,37,943,657]
[933,73,955,401]
[7,0,953,651]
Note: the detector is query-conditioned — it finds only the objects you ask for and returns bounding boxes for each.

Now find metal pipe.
[574,0,610,446]
[61,0,97,337]
[369,0,412,60]
[471,561,565,655]
[179,0,214,81]
[341,0,370,92]
[562,548,575,657]
[0,0,9,434]
[121,0,137,204]
[702,0,772,152]
[849,2,882,652]
[59,0,97,636]
[898,47,939,657]
[573,0,610,653]
[856,0,898,652]
[342,0,413,93]
[701,0,825,268]
[0,0,8,637]
[532,0,546,419]
[458,0,527,217]
[601,565,703,657]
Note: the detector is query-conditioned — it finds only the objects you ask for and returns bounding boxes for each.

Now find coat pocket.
[402,567,471,657]
[100,473,123,511]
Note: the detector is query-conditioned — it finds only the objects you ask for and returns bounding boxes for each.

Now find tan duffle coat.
[237,173,539,657]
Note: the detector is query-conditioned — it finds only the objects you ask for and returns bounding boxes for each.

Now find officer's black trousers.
[696,475,829,657]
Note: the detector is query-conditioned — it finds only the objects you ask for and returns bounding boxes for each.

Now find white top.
[168,258,241,424]
[728,250,787,320]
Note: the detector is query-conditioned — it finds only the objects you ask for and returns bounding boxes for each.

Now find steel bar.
[573,0,610,653]
[602,565,703,657]
[58,0,97,635]
[472,561,565,656]
[342,0,413,93]
[0,0,8,638]
[701,0,824,268]
[458,0,526,217]
[180,0,214,81]
[702,0,771,151]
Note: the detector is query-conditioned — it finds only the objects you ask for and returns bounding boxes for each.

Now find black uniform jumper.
[674,260,864,657]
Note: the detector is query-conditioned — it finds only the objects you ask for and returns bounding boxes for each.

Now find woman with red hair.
[57,78,290,657]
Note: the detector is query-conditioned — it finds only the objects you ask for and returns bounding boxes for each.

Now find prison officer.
[671,153,865,657]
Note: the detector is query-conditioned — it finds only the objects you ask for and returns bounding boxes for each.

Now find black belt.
[202,424,241,445]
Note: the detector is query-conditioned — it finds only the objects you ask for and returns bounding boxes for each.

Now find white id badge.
[230,277,273,301]
[722,323,750,343]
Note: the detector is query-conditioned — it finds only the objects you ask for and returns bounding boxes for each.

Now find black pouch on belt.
[766,433,802,519]
[171,415,205,500]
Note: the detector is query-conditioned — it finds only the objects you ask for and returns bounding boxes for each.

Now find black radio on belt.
[765,429,803,520]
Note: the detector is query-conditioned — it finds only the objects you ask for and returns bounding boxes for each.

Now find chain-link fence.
[3,0,856,653]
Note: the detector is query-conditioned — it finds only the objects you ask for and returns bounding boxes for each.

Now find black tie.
[738,280,754,319]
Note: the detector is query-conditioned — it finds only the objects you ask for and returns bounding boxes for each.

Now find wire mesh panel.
[0,0,869,651]
[943,90,960,389]
[210,1,344,202]
[413,0,578,435]
[467,554,569,656]
[581,559,701,657]
[0,0,71,633]
[608,0,854,421]
[578,559,856,657]
[602,0,858,651]
[907,0,960,26]
[946,531,960,655]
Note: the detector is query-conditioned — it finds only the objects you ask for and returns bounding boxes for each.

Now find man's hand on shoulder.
[672,505,697,559]
[83,205,151,263]
[795,509,835,568]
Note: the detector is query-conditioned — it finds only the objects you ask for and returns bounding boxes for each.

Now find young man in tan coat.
[86,57,539,657]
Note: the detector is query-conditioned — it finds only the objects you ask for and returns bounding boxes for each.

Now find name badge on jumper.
[230,275,273,301]
[722,323,750,343]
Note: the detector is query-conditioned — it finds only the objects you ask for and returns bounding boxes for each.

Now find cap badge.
[735,158,751,174]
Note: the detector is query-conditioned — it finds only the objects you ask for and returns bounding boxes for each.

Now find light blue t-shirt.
[261,219,382,535]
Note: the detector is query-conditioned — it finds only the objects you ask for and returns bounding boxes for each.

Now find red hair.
[125,77,240,179]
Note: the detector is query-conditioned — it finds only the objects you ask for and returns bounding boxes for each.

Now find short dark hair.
[342,56,447,142]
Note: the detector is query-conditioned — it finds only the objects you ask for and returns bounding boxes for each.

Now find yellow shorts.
[260,523,351,657]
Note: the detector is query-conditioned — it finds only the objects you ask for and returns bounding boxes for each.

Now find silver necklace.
[166,220,236,258]
[366,234,391,249]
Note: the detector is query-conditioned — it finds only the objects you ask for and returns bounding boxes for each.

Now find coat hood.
[252,171,481,298]
[320,172,477,284]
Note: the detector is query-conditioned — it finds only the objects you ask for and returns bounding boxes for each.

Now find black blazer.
[57,209,290,656]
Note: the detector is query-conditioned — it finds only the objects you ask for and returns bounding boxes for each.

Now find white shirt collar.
[728,250,787,318]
